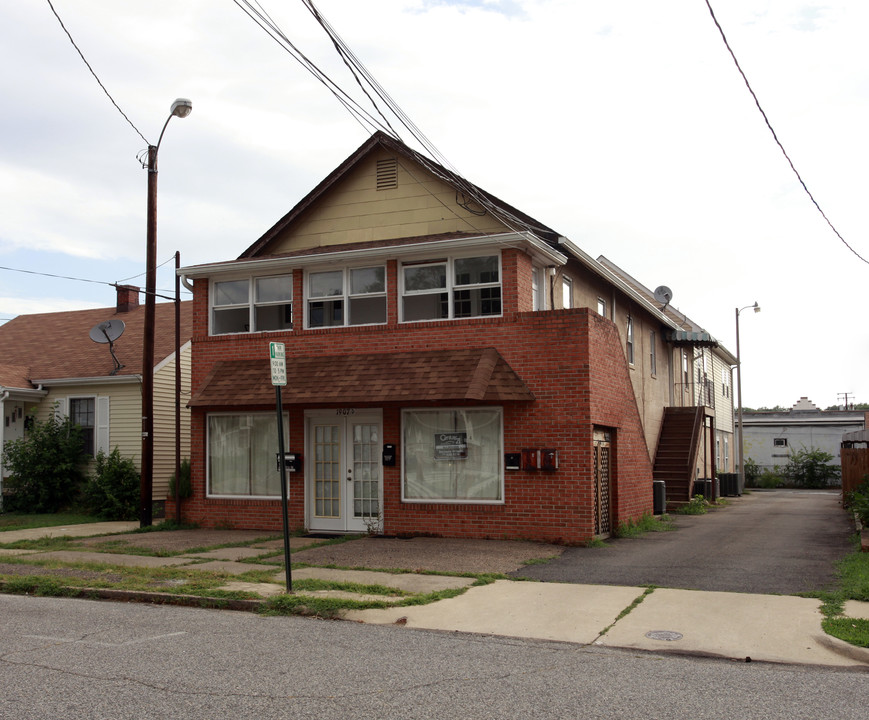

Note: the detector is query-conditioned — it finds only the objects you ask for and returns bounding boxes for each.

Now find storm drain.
[645,630,683,641]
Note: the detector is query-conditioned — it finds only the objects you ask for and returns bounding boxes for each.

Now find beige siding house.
[0,286,192,506]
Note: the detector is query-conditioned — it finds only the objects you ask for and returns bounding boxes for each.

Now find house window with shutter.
[70,397,95,457]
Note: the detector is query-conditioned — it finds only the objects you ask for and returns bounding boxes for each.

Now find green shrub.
[82,448,139,520]
[784,447,841,489]
[743,457,760,486]
[1,410,86,513]
[167,458,192,499]
[845,477,869,526]
[757,468,785,489]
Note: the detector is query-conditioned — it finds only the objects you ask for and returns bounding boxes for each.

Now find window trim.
[399,253,502,323]
[305,264,388,329]
[561,275,573,309]
[210,273,293,336]
[69,395,96,457]
[649,330,656,376]
[626,316,635,365]
[400,406,504,505]
[206,411,289,499]
[597,297,607,317]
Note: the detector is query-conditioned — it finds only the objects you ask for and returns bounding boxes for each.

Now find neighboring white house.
[739,397,866,472]
[0,286,192,505]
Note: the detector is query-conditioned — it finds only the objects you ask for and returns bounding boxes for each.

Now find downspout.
[181,274,194,293]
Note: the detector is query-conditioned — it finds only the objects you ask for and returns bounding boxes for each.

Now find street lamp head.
[753,301,760,313]
[170,98,193,119]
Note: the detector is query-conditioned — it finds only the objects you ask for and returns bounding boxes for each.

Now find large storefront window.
[208,413,287,497]
[402,408,503,503]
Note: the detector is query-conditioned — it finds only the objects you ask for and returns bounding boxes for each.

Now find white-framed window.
[307,265,386,328]
[649,331,656,375]
[58,396,109,458]
[69,397,95,456]
[207,412,288,497]
[401,254,501,322]
[597,297,607,317]
[723,436,730,469]
[626,316,634,364]
[211,274,293,335]
[402,407,503,503]
[682,350,690,388]
[716,438,721,469]
[722,367,731,398]
[531,266,547,311]
[561,276,573,309]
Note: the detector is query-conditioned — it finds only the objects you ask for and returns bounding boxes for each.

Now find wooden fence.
[841,447,869,496]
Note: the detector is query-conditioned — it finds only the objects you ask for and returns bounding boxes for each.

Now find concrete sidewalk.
[2,522,868,669]
[342,577,869,668]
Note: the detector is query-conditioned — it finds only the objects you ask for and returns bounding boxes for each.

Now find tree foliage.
[1,411,87,513]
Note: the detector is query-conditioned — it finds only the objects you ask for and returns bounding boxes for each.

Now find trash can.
[692,479,707,499]
[653,480,666,515]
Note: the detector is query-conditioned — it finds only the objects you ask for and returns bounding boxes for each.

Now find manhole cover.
[645,630,683,641]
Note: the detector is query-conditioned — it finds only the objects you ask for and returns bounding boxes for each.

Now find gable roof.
[239,131,562,259]
[0,300,193,387]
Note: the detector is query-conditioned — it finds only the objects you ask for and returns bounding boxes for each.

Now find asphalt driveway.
[510,489,855,595]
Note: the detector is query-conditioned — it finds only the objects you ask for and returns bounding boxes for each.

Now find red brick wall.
[180,250,654,543]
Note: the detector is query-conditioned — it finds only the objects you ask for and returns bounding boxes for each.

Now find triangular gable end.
[240,132,548,259]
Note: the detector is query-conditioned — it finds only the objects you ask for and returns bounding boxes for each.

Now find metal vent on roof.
[376,158,398,190]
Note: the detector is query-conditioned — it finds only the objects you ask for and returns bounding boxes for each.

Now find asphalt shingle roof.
[0,300,192,388]
[189,347,534,407]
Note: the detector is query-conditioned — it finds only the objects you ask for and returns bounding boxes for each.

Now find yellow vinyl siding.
[152,343,192,500]
[270,150,507,252]
[35,381,142,472]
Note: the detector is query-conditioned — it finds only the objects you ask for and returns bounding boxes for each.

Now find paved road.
[2,594,866,720]
[511,490,855,594]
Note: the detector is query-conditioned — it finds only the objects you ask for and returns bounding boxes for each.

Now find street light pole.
[735,301,760,494]
[140,98,192,528]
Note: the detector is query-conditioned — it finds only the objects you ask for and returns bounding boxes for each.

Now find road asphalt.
[1,495,868,670]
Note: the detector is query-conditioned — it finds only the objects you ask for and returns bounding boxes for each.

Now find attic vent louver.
[376,158,398,190]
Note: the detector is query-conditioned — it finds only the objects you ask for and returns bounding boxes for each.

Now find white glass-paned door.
[307,411,382,533]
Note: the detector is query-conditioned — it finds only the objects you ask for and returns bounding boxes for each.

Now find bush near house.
[82,448,140,520]
[1,412,87,513]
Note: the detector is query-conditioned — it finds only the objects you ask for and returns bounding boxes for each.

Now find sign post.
[269,342,292,592]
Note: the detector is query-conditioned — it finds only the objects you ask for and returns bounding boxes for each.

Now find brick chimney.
[116,285,140,313]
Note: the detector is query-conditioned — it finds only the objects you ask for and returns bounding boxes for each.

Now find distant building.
[739,397,866,471]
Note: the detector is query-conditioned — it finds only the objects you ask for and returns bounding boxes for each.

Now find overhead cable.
[44,0,149,145]
[704,0,868,266]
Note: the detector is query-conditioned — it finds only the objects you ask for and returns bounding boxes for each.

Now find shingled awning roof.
[189,347,534,407]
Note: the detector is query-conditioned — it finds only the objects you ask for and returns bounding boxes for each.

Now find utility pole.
[837,392,853,410]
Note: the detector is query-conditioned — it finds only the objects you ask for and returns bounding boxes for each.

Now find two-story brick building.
[175,131,728,543]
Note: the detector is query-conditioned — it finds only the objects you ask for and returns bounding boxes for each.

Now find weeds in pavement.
[614,512,674,538]
[673,495,708,515]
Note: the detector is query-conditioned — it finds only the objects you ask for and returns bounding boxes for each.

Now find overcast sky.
[1,0,866,410]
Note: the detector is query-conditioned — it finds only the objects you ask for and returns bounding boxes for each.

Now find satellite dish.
[89,319,125,344]
[89,319,126,375]
[653,285,673,309]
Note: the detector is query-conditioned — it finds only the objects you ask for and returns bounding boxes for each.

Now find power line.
[704,0,869,266]
[0,264,190,300]
[44,0,149,145]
